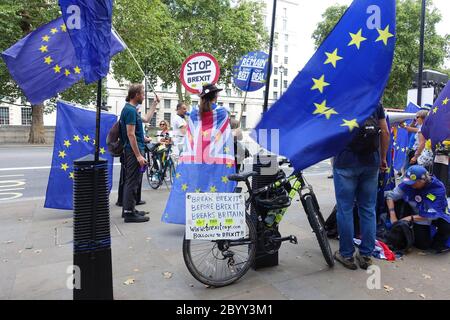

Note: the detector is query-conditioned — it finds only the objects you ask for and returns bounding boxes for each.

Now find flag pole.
[263,0,277,113]
[94,79,102,163]
[417,0,426,107]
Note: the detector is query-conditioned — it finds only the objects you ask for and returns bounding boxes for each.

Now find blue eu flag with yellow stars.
[59,0,114,84]
[421,81,450,150]
[393,102,420,171]
[2,17,125,105]
[253,0,396,170]
[44,101,117,210]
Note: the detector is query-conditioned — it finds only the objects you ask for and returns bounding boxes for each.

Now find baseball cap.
[402,165,428,185]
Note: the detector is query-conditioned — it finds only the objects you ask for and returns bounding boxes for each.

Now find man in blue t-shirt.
[333,103,390,270]
[119,84,159,223]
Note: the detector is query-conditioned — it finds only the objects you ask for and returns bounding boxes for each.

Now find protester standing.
[333,103,390,270]
[119,84,159,223]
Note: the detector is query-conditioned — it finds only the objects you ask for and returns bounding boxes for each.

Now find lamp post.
[417,0,426,107]
[263,0,278,113]
[279,65,285,97]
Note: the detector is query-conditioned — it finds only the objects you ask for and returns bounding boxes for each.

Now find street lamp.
[279,65,285,97]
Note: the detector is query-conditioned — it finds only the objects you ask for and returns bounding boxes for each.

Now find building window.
[274,32,279,40]
[283,19,287,31]
[229,103,235,112]
[285,34,289,42]
[274,55,279,64]
[242,103,246,112]
[0,107,9,125]
[284,56,288,65]
[191,100,198,106]
[21,107,32,125]
[241,116,246,129]
[161,85,168,91]
[164,113,171,124]
[274,79,278,87]
[284,68,288,77]
[284,80,288,89]
[164,99,171,109]
[274,43,278,51]
[150,113,157,127]
[237,91,243,97]
[274,67,278,76]
[284,45,288,53]
[218,102,224,107]
[226,89,232,97]
[283,8,287,17]
[273,92,278,100]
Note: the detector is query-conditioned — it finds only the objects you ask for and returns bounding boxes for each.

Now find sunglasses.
[160,123,167,126]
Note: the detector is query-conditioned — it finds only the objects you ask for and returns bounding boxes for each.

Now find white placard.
[185,193,246,240]
[180,52,220,94]
[434,155,449,165]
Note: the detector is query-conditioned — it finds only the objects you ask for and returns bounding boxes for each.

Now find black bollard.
[73,155,113,300]
[251,152,280,269]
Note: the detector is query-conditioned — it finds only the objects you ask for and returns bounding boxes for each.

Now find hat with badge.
[402,165,428,185]
[199,83,223,98]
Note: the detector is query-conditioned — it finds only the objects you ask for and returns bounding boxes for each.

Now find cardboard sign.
[185,193,246,240]
[180,52,220,94]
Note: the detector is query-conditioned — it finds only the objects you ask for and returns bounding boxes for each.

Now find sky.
[292,0,450,70]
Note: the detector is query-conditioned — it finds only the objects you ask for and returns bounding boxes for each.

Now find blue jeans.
[333,166,379,258]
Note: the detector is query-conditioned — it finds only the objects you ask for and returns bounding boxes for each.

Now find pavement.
[1,171,449,300]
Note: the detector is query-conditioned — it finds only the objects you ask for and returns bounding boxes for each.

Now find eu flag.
[44,101,117,210]
[393,102,420,171]
[2,17,125,105]
[421,81,450,150]
[59,0,114,84]
[253,0,396,170]
[162,105,237,225]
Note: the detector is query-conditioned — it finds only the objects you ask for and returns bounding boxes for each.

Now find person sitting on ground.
[385,165,450,253]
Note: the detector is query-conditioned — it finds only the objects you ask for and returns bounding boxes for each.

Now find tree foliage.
[311,0,450,108]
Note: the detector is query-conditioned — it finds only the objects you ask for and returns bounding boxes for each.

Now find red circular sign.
[180,52,220,94]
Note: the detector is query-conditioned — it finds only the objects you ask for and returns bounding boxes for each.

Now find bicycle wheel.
[303,194,335,267]
[167,160,176,185]
[147,160,162,190]
[182,214,257,287]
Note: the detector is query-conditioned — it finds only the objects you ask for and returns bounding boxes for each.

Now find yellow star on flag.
[50,28,58,35]
[61,163,69,171]
[311,75,330,93]
[53,65,61,73]
[433,107,438,114]
[401,148,405,152]
[44,56,53,65]
[323,108,339,120]
[69,172,74,179]
[210,186,217,193]
[348,29,367,49]
[39,45,48,53]
[195,188,201,193]
[442,98,449,105]
[83,135,90,142]
[176,173,181,179]
[58,150,66,159]
[313,100,329,115]
[74,66,81,74]
[61,24,67,32]
[63,140,71,148]
[324,49,343,68]
[226,163,233,169]
[64,69,71,77]
[202,130,209,137]
[42,35,50,42]
[375,25,394,46]
[224,146,230,154]
[73,135,81,142]
[100,148,106,155]
[221,176,229,184]
[181,184,188,191]
[341,119,359,132]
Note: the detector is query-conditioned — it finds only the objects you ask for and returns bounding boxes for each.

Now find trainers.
[124,211,149,223]
[356,252,373,270]
[334,251,357,270]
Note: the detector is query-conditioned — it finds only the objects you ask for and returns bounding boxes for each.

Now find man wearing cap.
[385,165,450,253]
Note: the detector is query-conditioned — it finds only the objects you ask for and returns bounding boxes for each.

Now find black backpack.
[386,219,415,251]
[106,121,124,157]
[348,114,381,154]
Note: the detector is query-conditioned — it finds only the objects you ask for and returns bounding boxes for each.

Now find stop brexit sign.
[180,52,220,94]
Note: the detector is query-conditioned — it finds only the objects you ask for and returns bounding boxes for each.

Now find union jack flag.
[162,105,237,225]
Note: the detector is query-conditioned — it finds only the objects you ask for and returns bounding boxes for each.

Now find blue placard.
[233,51,270,92]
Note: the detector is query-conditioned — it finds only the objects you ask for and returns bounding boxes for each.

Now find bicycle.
[182,159,334,287]
[145,136,176,189]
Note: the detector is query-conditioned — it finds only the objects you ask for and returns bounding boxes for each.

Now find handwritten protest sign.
[185,193,246,240]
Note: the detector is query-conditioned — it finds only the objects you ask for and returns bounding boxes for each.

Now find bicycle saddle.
[228,171,258,182]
